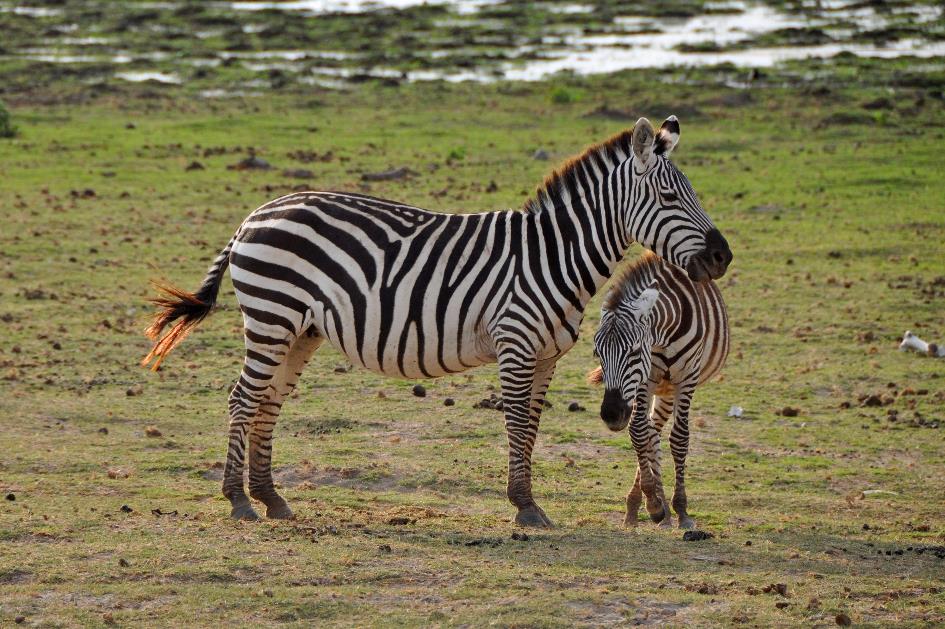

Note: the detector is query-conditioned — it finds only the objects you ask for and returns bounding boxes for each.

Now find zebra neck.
[528,160,631,307]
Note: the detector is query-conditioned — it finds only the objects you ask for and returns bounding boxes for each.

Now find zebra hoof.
[623,512,640,528]
[649,502,670,525]
[678,516,696,530]
[515,504,554,528]
[231,503,261,521]
[266,502,295,520]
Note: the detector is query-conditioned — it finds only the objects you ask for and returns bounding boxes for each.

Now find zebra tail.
[141,236,234,371]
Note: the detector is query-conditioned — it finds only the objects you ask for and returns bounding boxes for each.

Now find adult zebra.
[142,116,732,527]
[589,252,730,529]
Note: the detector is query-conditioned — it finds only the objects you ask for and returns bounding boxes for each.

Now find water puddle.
[115,71,182,84]
[0,0,941,85]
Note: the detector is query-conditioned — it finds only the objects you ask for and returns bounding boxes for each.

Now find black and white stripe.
[590,252,729,528]
[143,116,731,526]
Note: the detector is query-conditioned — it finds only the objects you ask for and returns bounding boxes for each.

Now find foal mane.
[523,128,634,215]
[602,250,663,311]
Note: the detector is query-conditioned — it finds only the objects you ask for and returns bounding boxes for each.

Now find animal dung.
[412,384,426,397]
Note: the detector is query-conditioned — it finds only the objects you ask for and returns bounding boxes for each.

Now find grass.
[1,67,944,627]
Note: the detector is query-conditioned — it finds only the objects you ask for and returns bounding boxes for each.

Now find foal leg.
[248,328,323,519]
[624,466,643,527]
[669,384,697,529]
[628,386,668,524]
[648,395,676,528]
[499,347,554,528]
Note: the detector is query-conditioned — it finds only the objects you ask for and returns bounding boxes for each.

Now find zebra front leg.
[248,330,323,519]
[669,385,696,529]
[628,388,669,525]
[648,395,675,528]
[624,466,643,527]
[499,351,554,528]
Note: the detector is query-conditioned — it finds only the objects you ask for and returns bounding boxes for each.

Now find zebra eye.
[661,191,679,203]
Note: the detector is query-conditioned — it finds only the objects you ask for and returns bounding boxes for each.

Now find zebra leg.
[248,329,323,519]
[623,466,643,527]
[669,385,696,529]
[628,388,668,525]
[500,351,554,528]
[648,396,676,528]
[224,342,287,521]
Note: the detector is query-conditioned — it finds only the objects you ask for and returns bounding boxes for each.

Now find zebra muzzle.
[600,388,631,431]
[686,228,732,282]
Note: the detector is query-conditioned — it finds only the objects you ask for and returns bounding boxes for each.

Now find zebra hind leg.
[224,348,284,521]
[248,328,323,519]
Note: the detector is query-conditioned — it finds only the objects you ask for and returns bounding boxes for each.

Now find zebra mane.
[523,129,634,215]
[602,250,663,311]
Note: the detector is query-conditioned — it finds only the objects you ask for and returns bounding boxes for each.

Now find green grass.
[1,71,944,627]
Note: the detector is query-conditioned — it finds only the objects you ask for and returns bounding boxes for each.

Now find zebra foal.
[589,252,729,529]
[143,116,731,527]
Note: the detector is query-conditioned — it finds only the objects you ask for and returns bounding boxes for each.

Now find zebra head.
[626,117,732,282]
[591,285,659,432]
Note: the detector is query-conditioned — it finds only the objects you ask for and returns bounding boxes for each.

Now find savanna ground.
[2,38,945,628]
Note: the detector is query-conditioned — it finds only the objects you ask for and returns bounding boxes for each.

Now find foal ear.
[654,115,680,157]
[630,287,660,318]
[631,117,656,171]
[587,366,603,385]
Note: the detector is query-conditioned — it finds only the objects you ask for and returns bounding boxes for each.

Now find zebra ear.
[654,116,680,157]
[630,287,660,318]
[631,118,656,171]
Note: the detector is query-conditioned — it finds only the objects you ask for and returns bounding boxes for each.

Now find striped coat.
[590,252,729,528]
[143,117,731,527]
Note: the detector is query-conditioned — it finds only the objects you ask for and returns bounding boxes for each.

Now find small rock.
[683,530,714,541]
[15,616,26,624]
[228,154,272,171]
[103,612,116,625]
[185,161,204,171]
[511,531,529,541]
[263,589,273,597]
[379,544,392,553]
[361,166,417,182]
[118,558,129,567]
[533,149,549,160]
[51,341,62,350]
[144,425,162,437]
[807,597,821,610]
[443,398,455,407]
[387,516,415,525]
[775,601,790,609]
[727,405,744,417]
[98,427,109,434]
[120,504,132,513]
[836,612,852,626]
[778,406,800,417]
[282,168,314,179]
[412,384,426,398]
[485,180,498,193]
[567,401,585,412]
[5,492,14,501]
[126,384,143,397]
[125,122,136,129]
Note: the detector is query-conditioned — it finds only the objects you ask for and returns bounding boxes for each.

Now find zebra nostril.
[712,249,726,265]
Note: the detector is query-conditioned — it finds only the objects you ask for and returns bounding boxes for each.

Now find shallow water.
[0,0,942,85]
